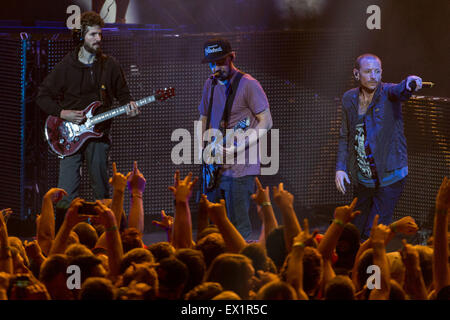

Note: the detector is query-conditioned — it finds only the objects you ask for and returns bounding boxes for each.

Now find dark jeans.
[352,177,406,240]
[55,139,110,230]
[206,175,255,239]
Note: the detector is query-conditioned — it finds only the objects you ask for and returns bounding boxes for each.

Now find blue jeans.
[206,175,255,239]
[352,178,406,240]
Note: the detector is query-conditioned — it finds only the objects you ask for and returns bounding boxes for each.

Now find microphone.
[210,70,222,79]
[409,80,435,91]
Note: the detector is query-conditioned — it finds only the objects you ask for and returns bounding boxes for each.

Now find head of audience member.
[436,285,450,300]
[73,222,98,250]
[121,227,144,253]
[119,262,159,299]
[387,252,406,287]
[334,223,360,274]
[197,224,220,241]
[280,246,323,299]
[8,237,30,267]
[65,243,94,259]
[79,277,116,300]
[147,242,175,262]
[156,257,188,300]
[175,248,206,296]
[265,226,287,272]
[212,291,241,300]
[256,280,297,300]
[240,243,276,274]
[324,275,356,300]
[205,253,255,299]
[39,254,74,300]
[67,231,80,247]
[119,248,154,274]
[69,254,107,286]
[195,232,226,269]
[185,282,224,300]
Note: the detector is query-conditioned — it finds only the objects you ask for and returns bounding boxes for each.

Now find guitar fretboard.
[90,95,157,125]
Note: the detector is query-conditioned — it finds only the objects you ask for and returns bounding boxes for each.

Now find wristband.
[390,224,397,233]
[261,202,272,207]
[333,219,345,226]
[292,242,306,248]
[105,225,118,232]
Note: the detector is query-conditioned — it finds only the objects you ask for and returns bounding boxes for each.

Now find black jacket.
[336,80,412,184]
[37,46,132,122]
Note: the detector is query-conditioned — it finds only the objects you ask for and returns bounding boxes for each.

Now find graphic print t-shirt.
[354,115,375,180]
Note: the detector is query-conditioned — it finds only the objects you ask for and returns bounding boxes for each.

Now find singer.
[196,38,273,239]
[335,53,423,240]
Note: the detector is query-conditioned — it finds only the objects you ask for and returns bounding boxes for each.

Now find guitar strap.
[221,71,245,132]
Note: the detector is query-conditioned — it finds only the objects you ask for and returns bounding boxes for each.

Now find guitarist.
[197,38,273,239]
[36,11,139,231]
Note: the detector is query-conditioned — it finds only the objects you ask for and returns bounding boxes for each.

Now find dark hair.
[354,53,381,70]
[121,227,144,253]
[69,254,104,285]
[147,242,175,262]
[415,245,433,290]
[185,282,224,300]
[301,247,323,296]
[79,277,115,300]
[265,226,287,272]
[436,285,450,300]
[80,11,105,37]
[324,275,355,300]
[240,243,273,273]
[205,253,254,299]
[197,224,220,241]
[156,257,189,294]
[39,254,69,284]
[65,243,93,259]
[175,248,206,295]
[73,222,98,250]
[334,223,360,271]
[389,279,406,300]
[256,281,297,300]
[195,232,226,268]
[120,248,154,274]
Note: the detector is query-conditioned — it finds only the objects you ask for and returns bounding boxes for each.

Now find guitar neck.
[90,95,157,125]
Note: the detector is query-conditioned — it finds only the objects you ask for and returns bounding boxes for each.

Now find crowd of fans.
[0,161,449,300]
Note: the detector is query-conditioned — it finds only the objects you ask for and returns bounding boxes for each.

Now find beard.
[83,41,101,54]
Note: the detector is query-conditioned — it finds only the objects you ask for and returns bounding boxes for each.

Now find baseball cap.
[202,38,233,63]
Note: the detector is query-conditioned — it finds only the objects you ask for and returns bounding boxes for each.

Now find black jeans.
[352,177,406,240]
[55,139,110,230]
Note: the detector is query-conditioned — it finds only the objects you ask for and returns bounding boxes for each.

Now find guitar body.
[44,87,175,158]
[45,101,104,157]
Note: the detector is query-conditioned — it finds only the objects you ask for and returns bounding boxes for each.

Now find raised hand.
[91,200,117,229]
[43,188,67,203]
[64,198,90,229]
[435,176,450,212]
[273,183,294,209]
[23,240,43,261]
[251,177,270,206]
[109,162,130,192]
[335,170,350,195]
[334,197,361,224]
[0,208,13,221]
[406,75,423,92]
[168,171,198,204]
[205,197,228,225]
[152,210,173,231]
[390,216,419,235]
[293,218,317,247]
[369,215,390,246]
[127,161,146,194]
[400,239,420,269]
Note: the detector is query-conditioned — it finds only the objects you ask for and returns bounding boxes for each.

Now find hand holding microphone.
[407,75,435,92]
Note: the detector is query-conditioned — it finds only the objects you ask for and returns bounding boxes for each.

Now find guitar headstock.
[156,87,175,101]
[234,117,250,130]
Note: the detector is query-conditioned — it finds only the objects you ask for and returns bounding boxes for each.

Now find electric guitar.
[202,117,250,193]
[45,87,175,158]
